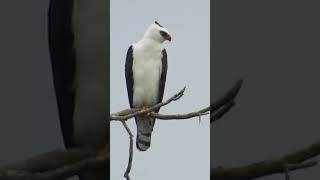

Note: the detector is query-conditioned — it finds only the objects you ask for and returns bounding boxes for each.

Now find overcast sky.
[110,0,210,180]
[0,1,209,180]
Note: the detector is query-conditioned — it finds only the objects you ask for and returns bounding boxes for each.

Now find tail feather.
[135,115,155,151]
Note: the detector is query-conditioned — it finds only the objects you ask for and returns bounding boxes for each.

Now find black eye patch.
[160,30,167,37]
[155,21,163,27]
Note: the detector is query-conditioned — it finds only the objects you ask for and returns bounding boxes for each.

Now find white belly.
[72,0,107,146]
[132,46,162,107]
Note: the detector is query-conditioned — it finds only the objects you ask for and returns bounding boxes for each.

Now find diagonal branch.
[0,148,108,180]
[211,101,235,123]
[211,79,243,123]
[111,86,210,122]
[110,87,186,121]
[211,141,320,180]
[149,106,210,120]
[0,81,241,180]
[111,86,210,179]
[121,121,133,180]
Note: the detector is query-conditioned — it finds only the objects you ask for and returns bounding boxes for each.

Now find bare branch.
[111,86,210,122]
[0,85,211,180]
[111,86,210,180]
[121,121,133,180]
[0,148,108,180]
[211,79,243,123]
[110,87,186,121]
[284,161,318,180]
[211,141,320,180]
[211,101,235,123]
[149,106,210,120]
[1,78,318,180]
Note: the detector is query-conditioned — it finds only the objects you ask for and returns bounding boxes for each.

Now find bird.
[125,21,171,151]
[48,0,108,179]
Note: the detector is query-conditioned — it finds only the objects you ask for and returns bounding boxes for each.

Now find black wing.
[48,0,75,147]
[156,49,168,113]
[125,46,134,108]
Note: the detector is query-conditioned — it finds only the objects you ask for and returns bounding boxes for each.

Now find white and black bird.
[125,21,171,151]
[48,0,108,179]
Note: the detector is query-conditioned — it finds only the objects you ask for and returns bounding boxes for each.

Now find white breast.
[72,0,107,146]
[132,40,163,107]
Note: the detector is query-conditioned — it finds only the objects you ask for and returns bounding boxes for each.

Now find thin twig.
[211,79,243,123]
[284,163,290,180]
[149,106,210,120]
[285,161,318,174]
[285,161,319,180]
[121,121,133,180]
[211,141,320,180]
[211,101,235,123]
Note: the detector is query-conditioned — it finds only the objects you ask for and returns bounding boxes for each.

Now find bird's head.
[143,21,172,43]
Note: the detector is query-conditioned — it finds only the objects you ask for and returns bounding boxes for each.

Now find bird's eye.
[160,30,167,37]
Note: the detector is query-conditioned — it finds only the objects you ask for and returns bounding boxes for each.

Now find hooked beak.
[160,30,172,42]
[165,34,172,42]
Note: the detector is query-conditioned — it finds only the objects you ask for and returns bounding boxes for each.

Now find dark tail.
[135,115,155,151]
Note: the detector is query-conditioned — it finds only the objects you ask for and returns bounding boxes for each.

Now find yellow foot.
[138,106,153,117]
[139,106,149,112]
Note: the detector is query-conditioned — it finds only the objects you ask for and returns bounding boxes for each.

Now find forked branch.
[211,79,243,123]
[111,86,210,121]
[111,86,211,179]
[211,141,320,180]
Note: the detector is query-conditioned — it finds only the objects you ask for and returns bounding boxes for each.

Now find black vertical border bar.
[210,0,214,179]
[107,0,110,178]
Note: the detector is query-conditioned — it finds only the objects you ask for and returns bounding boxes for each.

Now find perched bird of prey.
[125,21,171,151]
[48,0,108,179]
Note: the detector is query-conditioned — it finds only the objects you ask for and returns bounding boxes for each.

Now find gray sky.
[0,1,209,180]
[110,0,210,180]
[211,1,320,179]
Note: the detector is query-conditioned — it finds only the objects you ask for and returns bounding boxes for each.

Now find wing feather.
[125,46,134,108]
[48,0,75,147]
[156,48,168,113]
